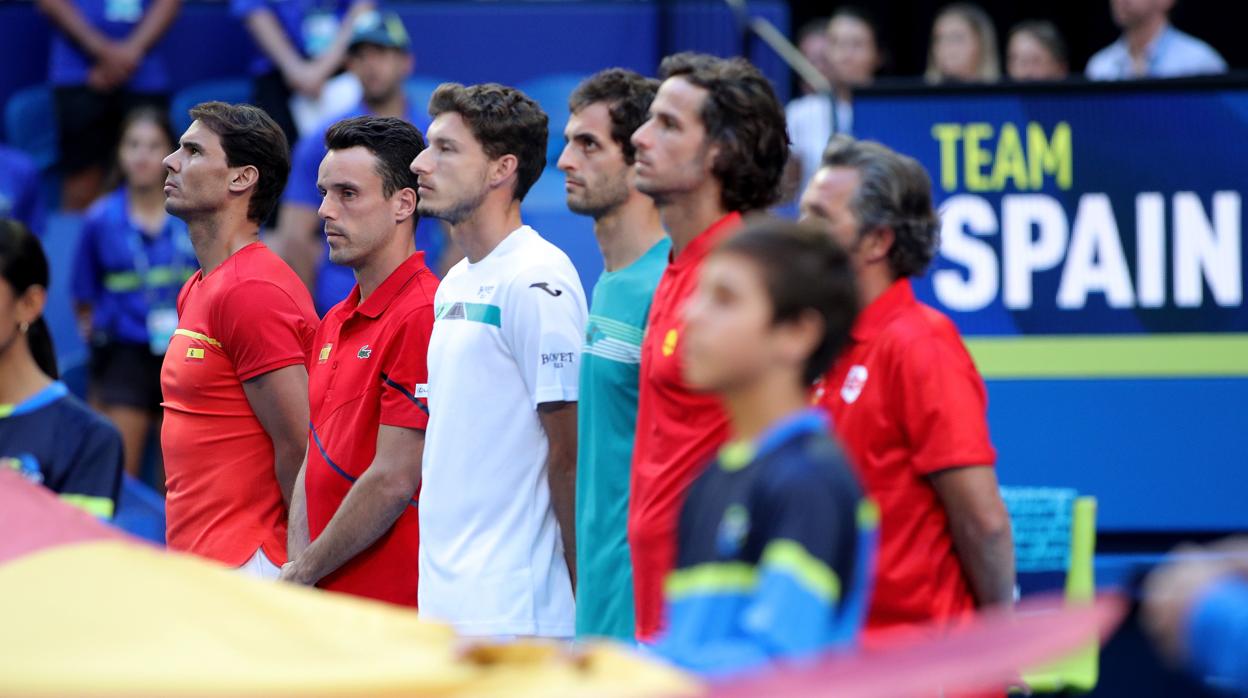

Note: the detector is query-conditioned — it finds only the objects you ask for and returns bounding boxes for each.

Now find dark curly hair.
[821,136,941,278]
[658,52,789,213]
[325,116,425,199]
[187,102,290,224]
[428,82,548,202]
[715,216,859,385]
[568,68,659,165]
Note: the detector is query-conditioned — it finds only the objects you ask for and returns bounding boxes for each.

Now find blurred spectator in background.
[36,0,180,212]
[1143,538,1248,693]
[233,0,375,148]
[72,107,192,491]
[794,18,835,97]
[0,146,45,237]
[1007,20,1070,81]
[0,219,123,519]
[785,7,883,205]
[1086,0,1226,80]
[271,11,443,316]
[926,3,1000,84]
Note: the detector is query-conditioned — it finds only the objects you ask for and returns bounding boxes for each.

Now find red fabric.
[161,242,317,567]
[0,469,129,565]
[815,278,996,638]
[305,253,437,607]
[628,212,740,642]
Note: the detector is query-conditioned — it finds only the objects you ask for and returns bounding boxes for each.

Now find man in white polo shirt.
[410,82,586,638]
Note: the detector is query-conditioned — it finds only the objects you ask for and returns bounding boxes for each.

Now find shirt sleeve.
[59,416,124,520]
[71,213,102,306]
[501,263,587,408]
[215,278,314,382]
[1185,577,1248,692]
[894,329,996,475]
[283,132,327,208]
[378,306,435,430]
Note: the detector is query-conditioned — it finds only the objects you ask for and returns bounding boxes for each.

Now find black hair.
[325,115,426,199]
[568,68,660,165]
[0,219,57,379]
[188,102,291,223]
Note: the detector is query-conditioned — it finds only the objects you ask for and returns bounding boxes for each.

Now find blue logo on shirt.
[1,453,43,485]
[716,504,751,557]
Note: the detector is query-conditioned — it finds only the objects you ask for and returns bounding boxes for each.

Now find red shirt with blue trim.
[305,252,438,607]
[814,278,996,640]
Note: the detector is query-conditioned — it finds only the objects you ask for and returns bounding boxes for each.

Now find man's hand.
[1142,539,1248,663]
[278,558,317,586]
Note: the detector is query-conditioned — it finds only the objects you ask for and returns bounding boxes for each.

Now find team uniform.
[0,381,123,519]
[284,101,442,316]
[575,237,670,640]
[304,252,438,606]
[72,188,195,412]
[814,277,996,640]
[656,409,877,676]
[628,211,741,642]
[0,145,44,236]
[420,226,586,638]
[161,242,317,569]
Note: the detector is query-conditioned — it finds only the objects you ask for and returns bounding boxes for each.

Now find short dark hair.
[1009,19,1068,67]
[568,68,659,165]
[428,83,548,202]
[716,217,859,385]
[658,52,789,213]
[187,102,290,224]
[325,116,425,198]
[821,136,941,278]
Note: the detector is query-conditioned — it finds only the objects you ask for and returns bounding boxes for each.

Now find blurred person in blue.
[0,219,123,519]
[35,0,180,212]
[72,107,193,487]
[556,68,667,642]
[0,146,45,237]
[233,0,375,148]
[654,218,876,677]
[271,10,444,316]
[1087,0,1225,80]
[785,7,883,205]
[1144,539,1248,694]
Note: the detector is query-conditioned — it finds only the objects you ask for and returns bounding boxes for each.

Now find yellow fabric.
[0,541,700,697]
[760,539,841,603]
[172,328,222,347]
[56,493,115,519]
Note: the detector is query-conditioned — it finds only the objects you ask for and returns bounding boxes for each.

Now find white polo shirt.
[419,225,587,637]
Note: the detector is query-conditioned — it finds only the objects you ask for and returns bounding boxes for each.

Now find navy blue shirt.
[231,0,354,76]
[284,100,441,316]
[48,0,171,92]
[72,188,196,346]
[655,408,877,677]
[0,382,123,518]
[0,146,44,236]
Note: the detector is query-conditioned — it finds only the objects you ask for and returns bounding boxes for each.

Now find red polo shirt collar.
[335,252,428,321]
[669,212,743,270]
[851,277,917,343]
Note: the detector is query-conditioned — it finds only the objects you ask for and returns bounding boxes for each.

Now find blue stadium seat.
[169,78,253,136]
[4,85,58,170]
[516,73,590,170]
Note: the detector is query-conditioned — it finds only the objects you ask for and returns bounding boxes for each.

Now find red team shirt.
[305,252,437,607]
[628,211,740,641]
[815,278,996,640]
[162,242,317,566]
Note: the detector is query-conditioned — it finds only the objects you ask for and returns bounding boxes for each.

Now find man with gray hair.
[799,136,1014,644]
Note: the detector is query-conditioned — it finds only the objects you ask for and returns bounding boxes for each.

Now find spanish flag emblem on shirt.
[319,343,333,363]
[185,347,205,362]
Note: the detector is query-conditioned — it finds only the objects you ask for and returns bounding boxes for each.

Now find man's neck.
[722,371,809,443]
[188,211,261,276]
[356,228,416,301]
[365,91,408,120]
[594,194,665,272]
[449,196,524,264]
[1125,16,1167,58]
[659,188,730,258]
[857,266,898,310]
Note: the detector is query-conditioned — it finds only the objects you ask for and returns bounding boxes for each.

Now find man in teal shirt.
[556,68,667,640]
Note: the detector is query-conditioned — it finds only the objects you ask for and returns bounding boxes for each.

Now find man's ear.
[394,187,418,223]
[229,164,260,195]
[488,154,519,190]
[862,226,895,265]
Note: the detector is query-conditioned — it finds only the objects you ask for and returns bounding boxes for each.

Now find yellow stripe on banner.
[664,562,757,600]
[173,328,222,348]
[58,493,115,519]
[965,334,1248,379]
[760,539,842,604]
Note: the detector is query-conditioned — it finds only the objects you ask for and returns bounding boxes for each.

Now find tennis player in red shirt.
[627,52,789,641]
[800,136,1015,643]
[279,116,436,607]
[161,102,317,576]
